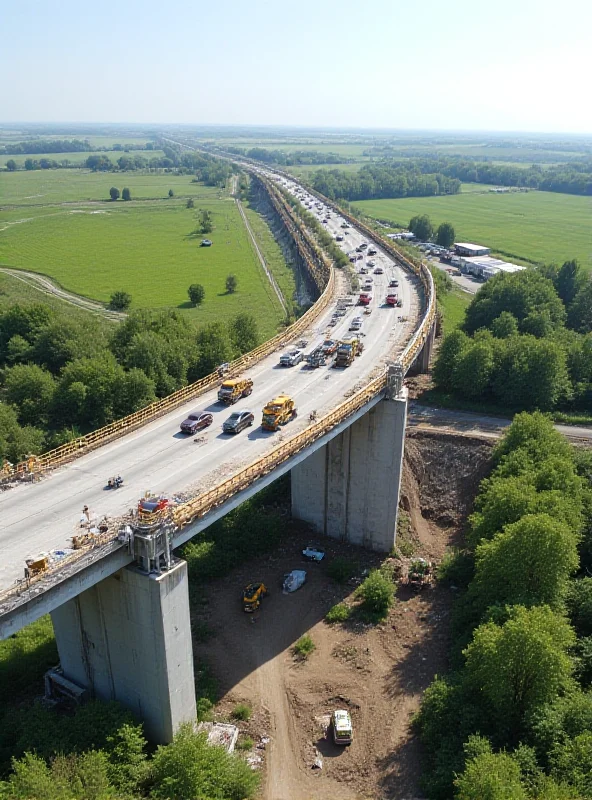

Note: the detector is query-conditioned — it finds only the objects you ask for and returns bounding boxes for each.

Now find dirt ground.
[192,430,493,800]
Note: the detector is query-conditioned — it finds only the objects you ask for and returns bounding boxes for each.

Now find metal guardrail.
[0,165,436,612]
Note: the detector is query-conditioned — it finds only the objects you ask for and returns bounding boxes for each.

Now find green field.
[0,176,288,338]
[440,287,471,334]
[358,191,592,269]
[3,150,166,168]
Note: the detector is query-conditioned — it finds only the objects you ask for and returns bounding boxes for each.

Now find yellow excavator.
[261,394,297,431]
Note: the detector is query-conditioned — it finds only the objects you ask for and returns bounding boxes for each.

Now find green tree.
[452,339,494,398]
[168,189,174,197]
[436,221,455,248]
[472,514,579,611]
[493,411,573,466]
[186,198,195,209]
[0,404,44,464]
[463,606,575,734]
[409,214,434,241]
[568,278,592,334]
[112,368,156,416]
[455,748,527,800]
[24,158,37,170]
[189,323,231,380]
[550,731,592,797]
[490,312,519,339]
[108,187,119,201]
[356,569,394,620]
[108,291,132,311]
[121,187,131,201]
[566,579,592,638]
[198,209,213,234]
[432,328,470,390]
[556,260,584,308]
[225,274,238,294]
[230,313,259,354]
[150,723,259,800]
[188,284,205,306]
[105,723,149,795]
[3,364,56,426]
[6,159,17,171]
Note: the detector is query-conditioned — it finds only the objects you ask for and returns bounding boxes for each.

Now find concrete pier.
[291,388,408,552]
[50,559,196,743]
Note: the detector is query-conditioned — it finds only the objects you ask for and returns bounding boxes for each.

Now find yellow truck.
[217,377,253,405]
[333,337,364,368]
[261,394,297,431]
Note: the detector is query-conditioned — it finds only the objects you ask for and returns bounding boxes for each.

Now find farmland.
[0,172,289,339]
[357,189,592,270]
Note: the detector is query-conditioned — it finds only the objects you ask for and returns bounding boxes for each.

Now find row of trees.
[409,214,455,246]
[434,265,592,411]
[0,305,259,463]
[226,145,348,166]
[1,138,156,156]
[310,163,461,201]
[188,275,237,306]
[109,187,132,201]
[417,413,592,798]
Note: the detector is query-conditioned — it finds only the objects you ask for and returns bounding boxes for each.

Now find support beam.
[418,323,436,374]
[291,388,408,552]
[50,559,196,743]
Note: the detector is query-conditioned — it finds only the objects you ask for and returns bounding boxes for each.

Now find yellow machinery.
[243,582,268,612]
[217,378,253,404]
[24,553,49,579]
[261,394,297,431]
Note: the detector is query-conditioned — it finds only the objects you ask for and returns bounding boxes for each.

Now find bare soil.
[191,431,493,799]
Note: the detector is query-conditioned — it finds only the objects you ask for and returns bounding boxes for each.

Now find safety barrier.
[0,165,436,611]
[1,181,336,484]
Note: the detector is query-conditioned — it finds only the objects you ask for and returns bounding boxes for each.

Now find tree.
[230,313,259,354]
[24,158,37,170]
[568,278,592,334]
[121,187,131,201]
[436,221,455,248]
[186,198,195,209]
[432,328,470,390]
[472,514,579,611]
[188,284,205,306]
[3,364,56,426]
[6,159,17,171]
[168,189,174,197]
[556,259,584,308]
[189,323,231,380]
[491,311,519,339]
[409,214,434,241]
[463,605,575,734]
[225,274,238,294]
[109,187,120,201]
[108,291,131,311]
[455,747,527,800]
[356,569,394,620]
[198,209,213,234]
[150,723,259,800]
[0,404,44,464]
[452,339,494,398]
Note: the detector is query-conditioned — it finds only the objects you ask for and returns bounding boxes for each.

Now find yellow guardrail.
[1,183,336,484]
[0,167,437,611]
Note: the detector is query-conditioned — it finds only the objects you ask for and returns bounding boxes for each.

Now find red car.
[358,293,371,306]
[180,411,213,435]
[322,339,338,355]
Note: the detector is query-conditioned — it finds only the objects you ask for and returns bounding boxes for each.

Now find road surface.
[0,176,423,592]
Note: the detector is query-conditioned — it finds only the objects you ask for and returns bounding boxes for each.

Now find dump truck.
[217,377,253,404]
[243,582,268,612]
[305,347,327,368]
[262,394,297,431]
[333,337,362,368]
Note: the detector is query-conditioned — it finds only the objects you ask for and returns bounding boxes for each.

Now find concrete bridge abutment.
[291,386,408,552]
[50,559,196,744]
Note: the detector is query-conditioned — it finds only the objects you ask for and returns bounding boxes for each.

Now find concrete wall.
[51,559,196,743]
[292,388,408,552]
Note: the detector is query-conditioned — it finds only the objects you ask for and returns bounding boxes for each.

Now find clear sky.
[2,0,591,133]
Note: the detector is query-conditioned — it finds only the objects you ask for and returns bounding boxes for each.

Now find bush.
[326,603,351,623]
[293,635,316,659]
[356,569,394,621]
[108,291,132,311]
[235,736,254,751]
[231,703,251,721]
[326,556,358,584]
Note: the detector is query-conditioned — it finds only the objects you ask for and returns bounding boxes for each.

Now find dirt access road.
[192,431,493,799]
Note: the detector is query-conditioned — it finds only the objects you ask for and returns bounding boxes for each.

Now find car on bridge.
[179,411,213,435]
[280,350,303,367]
[322,339,338,355]
[223,410,254,434]
[389,279,399,288]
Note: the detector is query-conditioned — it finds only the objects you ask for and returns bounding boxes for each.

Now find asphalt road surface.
[0,176,423,592]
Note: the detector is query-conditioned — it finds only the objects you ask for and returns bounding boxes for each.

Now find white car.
[280,350,303,367]
[283,570,307,593]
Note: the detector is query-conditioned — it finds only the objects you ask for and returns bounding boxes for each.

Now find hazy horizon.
[2,0,591,135]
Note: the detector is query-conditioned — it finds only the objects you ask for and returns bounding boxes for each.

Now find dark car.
[389,279,399,288]
[223,410,254,434]
[180,411,213,435]
[200,239,213,247]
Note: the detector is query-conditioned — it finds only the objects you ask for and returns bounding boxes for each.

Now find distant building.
[386,232,415,241]
[455,242,491,257]
[460,255,525,281]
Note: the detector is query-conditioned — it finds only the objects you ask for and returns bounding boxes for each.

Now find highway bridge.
[0,165,436,741]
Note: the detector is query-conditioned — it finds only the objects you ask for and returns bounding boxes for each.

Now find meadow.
[357,190,592,269]
[0,176,287,338]
[3,150,166,168]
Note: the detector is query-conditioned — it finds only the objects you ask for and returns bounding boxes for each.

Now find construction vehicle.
[217,377,253,404]
[262,394,297,431]
[72,532,94,550]
[24,553,49,579]
[333,337,363,368]
[243,582,268,612]
[386,293,398,306]
[305,347,327,368]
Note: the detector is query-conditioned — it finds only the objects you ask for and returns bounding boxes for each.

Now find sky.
[2,0,591,133]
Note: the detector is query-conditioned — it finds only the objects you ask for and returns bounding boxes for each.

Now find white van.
[332,709,353,745]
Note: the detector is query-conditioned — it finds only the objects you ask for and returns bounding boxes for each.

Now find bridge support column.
[417,323,436,374]
[291,386,408,552]
[50,559,196,744]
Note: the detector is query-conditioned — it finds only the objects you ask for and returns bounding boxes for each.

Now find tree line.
[310,163,461,201]
[0,305,259,465]
[434,263,592,412]
[416,412,592,799]
[1,138,155,156]
[226,145,349,166]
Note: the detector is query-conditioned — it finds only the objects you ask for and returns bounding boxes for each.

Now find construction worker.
[81,505,90,526]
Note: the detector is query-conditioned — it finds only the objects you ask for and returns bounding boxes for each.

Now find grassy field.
[0,177,287,338]
[3,150,166,168]
[358,191,592,270]
[440,287,471,334]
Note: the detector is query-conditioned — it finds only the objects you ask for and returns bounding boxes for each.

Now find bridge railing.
[1,183,336,485]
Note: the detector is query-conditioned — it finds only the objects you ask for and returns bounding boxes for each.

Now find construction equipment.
[137,494,170,523]
[243,582,268,612]
[24,553,49,579]
[72,532,94,550]
[333,338,363,368]
[217,378,253,405]
[305,347,327,368]
[262,394,297,431]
